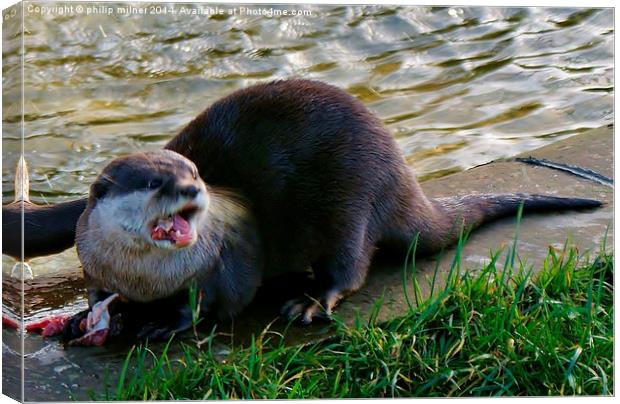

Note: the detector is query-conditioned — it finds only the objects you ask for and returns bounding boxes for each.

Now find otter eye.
[147,178,162,189]
[92,181,108,199]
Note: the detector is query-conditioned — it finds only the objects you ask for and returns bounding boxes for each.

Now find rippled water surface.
[4,4,614,191]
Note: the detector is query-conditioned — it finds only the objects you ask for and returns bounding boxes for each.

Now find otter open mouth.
[150,205,199,247]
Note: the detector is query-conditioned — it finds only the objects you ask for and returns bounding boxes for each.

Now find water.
[1,3,614,400]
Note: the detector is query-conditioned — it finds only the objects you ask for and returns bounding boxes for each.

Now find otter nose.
[178,185,200,198]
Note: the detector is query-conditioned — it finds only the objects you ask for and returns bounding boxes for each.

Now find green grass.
[100,230,613,399]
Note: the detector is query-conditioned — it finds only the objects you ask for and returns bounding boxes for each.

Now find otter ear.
[91,180,108,200]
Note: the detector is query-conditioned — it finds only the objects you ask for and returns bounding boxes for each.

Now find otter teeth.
[156,216,174,232]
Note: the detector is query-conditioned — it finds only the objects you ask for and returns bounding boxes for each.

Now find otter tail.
[421,193,602,252]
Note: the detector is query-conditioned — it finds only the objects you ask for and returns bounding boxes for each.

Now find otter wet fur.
[3,79,601,337]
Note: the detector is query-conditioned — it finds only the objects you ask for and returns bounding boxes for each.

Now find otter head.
[85,150,209,251]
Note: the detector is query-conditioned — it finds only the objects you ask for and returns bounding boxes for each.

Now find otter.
[3,79,601,334]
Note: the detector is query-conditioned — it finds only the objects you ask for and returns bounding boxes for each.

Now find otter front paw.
[62,293,122,346]
[136,306,193,341]
[62,309,91,341]
[137,323,179,341]
[280,290,343,324]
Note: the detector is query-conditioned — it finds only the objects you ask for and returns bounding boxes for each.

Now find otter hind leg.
[280,289,343,324]
[281,228,374,324]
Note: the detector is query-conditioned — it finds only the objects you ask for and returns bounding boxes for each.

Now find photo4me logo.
[25,3,313,17]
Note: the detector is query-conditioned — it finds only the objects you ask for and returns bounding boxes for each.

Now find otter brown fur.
[3,79,601,333]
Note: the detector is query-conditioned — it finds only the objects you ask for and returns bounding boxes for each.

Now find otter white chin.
[2,79,602,342]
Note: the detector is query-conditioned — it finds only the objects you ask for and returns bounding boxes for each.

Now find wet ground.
[1,3,614,401]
